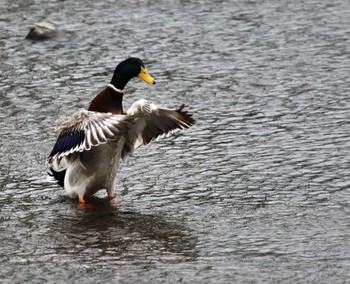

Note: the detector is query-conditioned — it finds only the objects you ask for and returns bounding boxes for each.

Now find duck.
[48,57,195,203]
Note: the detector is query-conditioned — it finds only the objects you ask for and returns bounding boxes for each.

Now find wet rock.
[25,21,58,40]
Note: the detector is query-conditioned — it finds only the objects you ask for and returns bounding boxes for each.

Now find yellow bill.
[138,66,156,84]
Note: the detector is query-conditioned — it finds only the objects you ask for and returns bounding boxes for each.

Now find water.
[1,0,350,283]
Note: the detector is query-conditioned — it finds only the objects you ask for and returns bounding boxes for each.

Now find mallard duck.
[48,57,194,203]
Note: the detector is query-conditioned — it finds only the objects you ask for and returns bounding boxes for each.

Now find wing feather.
[122,99,195,158]
[90,120,106,143]
[48,110,132,166]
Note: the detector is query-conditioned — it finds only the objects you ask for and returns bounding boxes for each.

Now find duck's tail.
[47,168,66,188]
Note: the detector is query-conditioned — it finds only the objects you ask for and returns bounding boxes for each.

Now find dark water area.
[1,0,350,283]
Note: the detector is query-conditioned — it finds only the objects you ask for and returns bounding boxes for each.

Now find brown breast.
[88,85,124,114]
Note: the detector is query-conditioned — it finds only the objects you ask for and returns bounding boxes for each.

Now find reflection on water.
[51,201,198,263]
[1,0,350,283]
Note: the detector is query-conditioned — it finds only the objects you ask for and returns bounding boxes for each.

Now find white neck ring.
[108,84,123,93]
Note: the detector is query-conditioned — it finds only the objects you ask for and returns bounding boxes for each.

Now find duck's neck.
[110,68,131,90]
[88,84,124,114]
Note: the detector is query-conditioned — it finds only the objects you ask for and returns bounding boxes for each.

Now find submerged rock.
[26,21,58,40]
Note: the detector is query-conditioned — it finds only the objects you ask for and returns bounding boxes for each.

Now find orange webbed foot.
[108,195,123,205]
[77,197,96,208]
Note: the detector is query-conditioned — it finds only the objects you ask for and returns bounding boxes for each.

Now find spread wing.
[122,99,195,158]
[48,110,132,167]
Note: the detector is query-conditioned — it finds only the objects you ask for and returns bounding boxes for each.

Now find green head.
[110,57,156,90]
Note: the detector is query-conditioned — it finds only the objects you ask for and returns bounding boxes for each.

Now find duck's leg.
[107,187,123,204]
[65,154,89,204]
[107,187,115,201]
[70,183,87,203]
[77,195,96,209]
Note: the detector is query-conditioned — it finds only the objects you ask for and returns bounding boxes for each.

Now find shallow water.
[1,0,350,283]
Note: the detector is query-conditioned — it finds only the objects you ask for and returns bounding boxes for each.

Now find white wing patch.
[122,99,195,158]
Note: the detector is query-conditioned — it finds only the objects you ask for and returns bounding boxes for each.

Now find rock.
[25,21,58,40]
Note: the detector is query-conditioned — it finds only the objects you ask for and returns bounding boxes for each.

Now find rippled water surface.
[1,0,350,283]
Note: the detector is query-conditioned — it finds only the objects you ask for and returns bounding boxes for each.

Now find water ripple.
[1,0,350,283]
